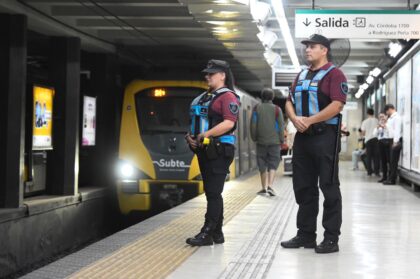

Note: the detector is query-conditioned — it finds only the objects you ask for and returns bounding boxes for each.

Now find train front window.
[135,87,204,134]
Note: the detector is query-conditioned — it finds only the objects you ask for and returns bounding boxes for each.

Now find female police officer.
[185,59,240,246]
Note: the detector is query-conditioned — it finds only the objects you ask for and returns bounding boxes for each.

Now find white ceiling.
[1,0,419,94]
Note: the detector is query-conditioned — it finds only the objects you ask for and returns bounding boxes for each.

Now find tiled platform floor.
[24,162,420,278]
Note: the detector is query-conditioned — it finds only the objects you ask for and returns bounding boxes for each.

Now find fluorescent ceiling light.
[223,42,238,49]
[250,1,271,25]
[361,83,369,90]
[220,11,239,15]
[206,21,228,25]
[270,0,300,70]
[257,30,278,49]
[213,29,230,34]
[366,75,374,84]
[388,42,402,58]
[205,9,213,14]
[214,11,240,18]
[370,67,381,77]
[213,0,229,3]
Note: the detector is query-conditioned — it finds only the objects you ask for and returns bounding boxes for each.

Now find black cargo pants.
[197,143,234,229]
[292,125,342,242]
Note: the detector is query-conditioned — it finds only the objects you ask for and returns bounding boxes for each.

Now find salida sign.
[307,17,350,28]
[295,10,420,39]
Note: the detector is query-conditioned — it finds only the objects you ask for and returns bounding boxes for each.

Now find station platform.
[23,162,420,279]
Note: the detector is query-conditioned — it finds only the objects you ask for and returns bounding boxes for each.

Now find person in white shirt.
[383,104,402,185]
[361,108,380,176]
[373,113,391,182]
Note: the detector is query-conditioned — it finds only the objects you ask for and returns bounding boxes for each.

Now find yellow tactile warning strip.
[68,175,261,279]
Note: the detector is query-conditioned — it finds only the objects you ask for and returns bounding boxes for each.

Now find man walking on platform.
[250,88,285,196]
[280,34,346,254]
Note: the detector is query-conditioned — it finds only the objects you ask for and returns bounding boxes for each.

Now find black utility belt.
[202,138,234,160]
[305,122,336,136]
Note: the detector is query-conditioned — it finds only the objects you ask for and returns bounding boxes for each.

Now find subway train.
[116,80,259,215]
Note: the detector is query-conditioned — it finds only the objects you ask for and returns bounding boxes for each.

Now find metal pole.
[408,0,411,10]
[312,0,315,10]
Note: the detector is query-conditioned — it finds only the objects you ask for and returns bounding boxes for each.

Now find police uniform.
[186,60,240,246]
[281,35,348,254]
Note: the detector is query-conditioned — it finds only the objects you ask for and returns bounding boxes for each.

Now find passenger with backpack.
[250,88,285,196]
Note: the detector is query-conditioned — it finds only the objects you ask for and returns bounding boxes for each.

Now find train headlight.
[120,163,134,178]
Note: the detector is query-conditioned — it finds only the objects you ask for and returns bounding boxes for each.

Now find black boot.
[186,222,215,246]
[213,221,224,244]
[280,235,316,249]
[315,239,339,254]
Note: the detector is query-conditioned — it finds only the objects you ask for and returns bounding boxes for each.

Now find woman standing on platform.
[184,60,240,246]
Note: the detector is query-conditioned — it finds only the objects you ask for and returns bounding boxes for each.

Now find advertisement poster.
[396,61,412,169]
[82,96,97,146]
[33,85,54,150]
[412,53,420,173]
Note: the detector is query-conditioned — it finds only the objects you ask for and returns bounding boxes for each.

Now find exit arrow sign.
[295,10,420,39]
[303,18,311,26]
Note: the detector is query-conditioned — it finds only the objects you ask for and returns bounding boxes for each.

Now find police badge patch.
[229,102,239,114]
[341,82,349,95]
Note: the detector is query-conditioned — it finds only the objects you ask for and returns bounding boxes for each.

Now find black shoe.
[280,236,316,249]
[315,239,339,254]
[186,232,213,246]
[267,187,276,196]
[377,178,386,183]
[383,180,396,185]
[257,189,267,195]
[187,222,216,246]
[212,231,225,244]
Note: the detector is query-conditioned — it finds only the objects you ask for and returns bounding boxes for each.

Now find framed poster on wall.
[82,96,97,146]
[411,52,420,173]
[396,60,412,170]
[33,85,54,150]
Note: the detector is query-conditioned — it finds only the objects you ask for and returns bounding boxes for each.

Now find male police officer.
[185,60,239,246]
[281,34,347,253]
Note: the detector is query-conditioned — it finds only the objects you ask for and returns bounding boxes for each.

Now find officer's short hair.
[261,88,274,101]
[367,108,374,115]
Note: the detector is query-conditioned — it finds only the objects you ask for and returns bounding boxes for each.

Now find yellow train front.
[117,80,211,214]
